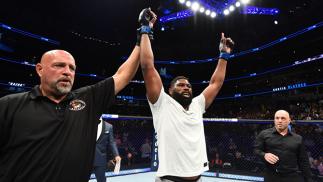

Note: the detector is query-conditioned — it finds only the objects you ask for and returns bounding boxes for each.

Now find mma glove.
[136,8,154,46]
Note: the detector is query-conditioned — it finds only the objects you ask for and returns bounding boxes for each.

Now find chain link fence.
[104,117,323,181]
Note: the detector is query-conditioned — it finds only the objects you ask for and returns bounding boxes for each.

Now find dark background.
[0,0,322,116]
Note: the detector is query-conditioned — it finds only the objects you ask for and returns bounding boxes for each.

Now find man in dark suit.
[93,120,121,182]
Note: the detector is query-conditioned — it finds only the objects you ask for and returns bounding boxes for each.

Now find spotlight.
[229,5,235,11]
[235,1,241,7]
[179,0,185,4]
[161,27,165,31]
[274,20,278,24]
[223,9,230,15]
[205,9,211,15]
[199,7,205,13]
[211,12,217,18]
[241,0,250,4]
[186,1,192,7]
[191,2,200,11]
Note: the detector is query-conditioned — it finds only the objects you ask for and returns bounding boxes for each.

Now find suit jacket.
[94,121,119,167]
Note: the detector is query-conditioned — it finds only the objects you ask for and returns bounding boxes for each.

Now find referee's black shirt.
[0,77,115,182]
[254,127,312,181]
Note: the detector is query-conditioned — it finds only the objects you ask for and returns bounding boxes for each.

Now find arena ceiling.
[0,0,322,84]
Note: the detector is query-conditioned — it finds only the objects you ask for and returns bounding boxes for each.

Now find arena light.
[3,23,322,66]
[205,9,211,16]
[124,54,323,82]
[223,9,230,15]
[242,6,280,15]
[287,83,307,90]
[199,7,205,13]
[211,12,217,18]
[218,173,264,181]
[8,82,25,87]
[101,114,119,119]
[2,80,323,102]
[0,57,36,67]
[159,10,193,23]
[185,1,192,7]
[176,0,276,20]
[0,23,60,45]
[229,5,235,12]
[179,0,185,4]
[130,80,145,84]
[2,52,322,88]
[191,2,200,11]
[217,81,323,100]
[240,0,250,5]
[89,168,152,179]
[203,118,238,122]
[176,0,247,19]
